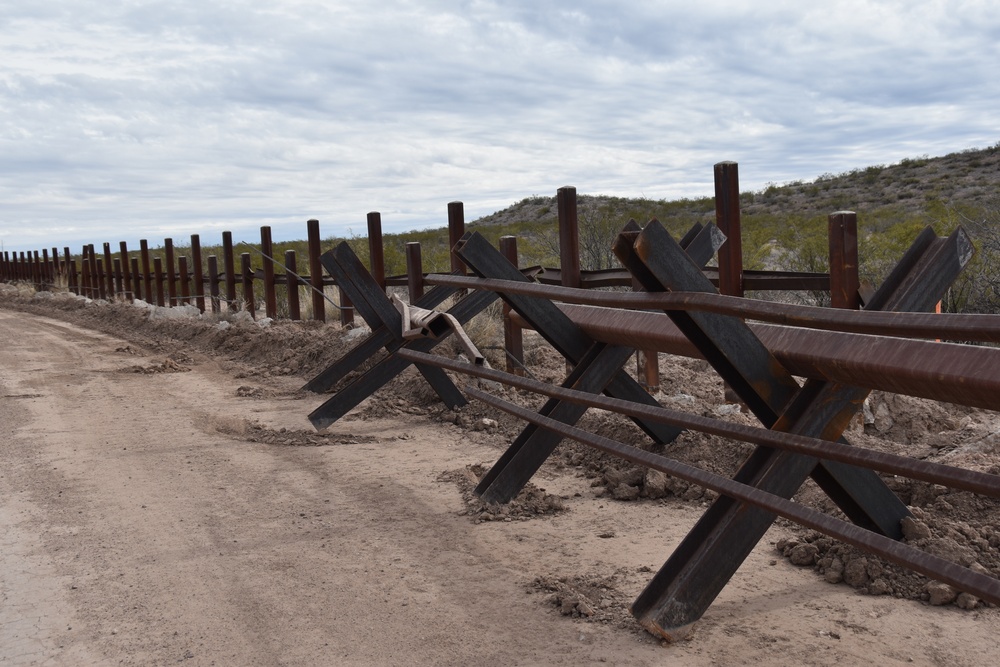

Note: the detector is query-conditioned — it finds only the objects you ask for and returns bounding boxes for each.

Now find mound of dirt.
[530,570,642,630]
[118,358,191,374]
[438,463,566,523]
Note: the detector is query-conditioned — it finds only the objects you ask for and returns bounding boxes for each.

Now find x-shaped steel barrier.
[615,221,972,638]
[306,242,498,429]
[453,222,725,504]
[304,222,974,639]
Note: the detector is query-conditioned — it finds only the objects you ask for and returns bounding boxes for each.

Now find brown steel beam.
[423,274,1000,344]
[398,349,1000,498]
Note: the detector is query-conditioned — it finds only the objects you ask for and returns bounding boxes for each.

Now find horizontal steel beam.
[535,267,832,291]
[513,304,1000,412]
[397,349,1000,498]
[424,274,1000,343]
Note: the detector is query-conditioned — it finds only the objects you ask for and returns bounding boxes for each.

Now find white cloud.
[1,0,998,251]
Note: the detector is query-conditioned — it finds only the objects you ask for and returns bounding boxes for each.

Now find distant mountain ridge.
[471,142,1000,227]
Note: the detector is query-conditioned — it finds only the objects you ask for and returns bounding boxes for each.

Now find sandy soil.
[2,298,1000,666]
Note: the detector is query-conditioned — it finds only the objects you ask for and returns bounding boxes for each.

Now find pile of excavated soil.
[3,283,999,611]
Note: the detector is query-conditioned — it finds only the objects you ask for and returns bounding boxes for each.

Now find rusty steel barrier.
[304,219,1000,641]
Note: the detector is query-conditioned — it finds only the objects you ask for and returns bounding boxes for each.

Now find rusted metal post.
[448,201,466,275]
[130,258,140,304]
[68,260,79,294]
[140,240,153,303]
[367,212,386,293]
[558,187,581,374]
[62,248,72,291]
[119,242,133,301]
[285,249,300,320]
[178,256,190,305]
[222,231,237,312]
[191,234,205,313]
[88,245,100,299]
[714,161,743,297]
[307,219,326,322]
[153,257,165,306]
[406,242,424,302]
[113,259,124,297]
[164,238,176,307]
[103,243,115,298]
[32,251,41,289]
[499,235,525,376]
[557,186,581,290]
[207,255,221,314]
[260,226,277,318]
[40,249,50,286]
[829,211,861,309]
[241,252,256,318]
[80,246,91,297]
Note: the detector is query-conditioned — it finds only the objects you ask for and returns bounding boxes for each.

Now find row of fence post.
[0,162,861,388]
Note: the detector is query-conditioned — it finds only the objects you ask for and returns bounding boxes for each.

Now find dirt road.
[2,307,999,666]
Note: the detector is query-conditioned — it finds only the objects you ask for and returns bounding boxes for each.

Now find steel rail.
[396,349,1000,498]
[529,304,1000,413]
[423,274,1000,343]
[462,385,1000,610]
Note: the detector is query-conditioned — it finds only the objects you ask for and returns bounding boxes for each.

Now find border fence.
[5,161,1000,639]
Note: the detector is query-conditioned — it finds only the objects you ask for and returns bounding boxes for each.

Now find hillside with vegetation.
[434,143,1000,313]
[187,142,998,314]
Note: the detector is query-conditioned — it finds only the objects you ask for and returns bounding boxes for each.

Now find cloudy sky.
[2,1,998,252]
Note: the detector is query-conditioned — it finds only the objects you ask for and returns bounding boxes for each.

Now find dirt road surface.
[2,307,999,666]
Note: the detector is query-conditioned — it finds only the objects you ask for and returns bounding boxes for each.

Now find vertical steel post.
[222,231,237,311]
[207,255,221,314]
[557,186,581,289]
[405,242,424,302]
[285,249,300,320]
[88,245,100,299]
[130,258,140,305]
[714,161,743,297]
[103,242,115,298]
[241,252,256,318]
[164,238,176,307]
[260,226,277,318]
[448,201,466,275]
[829,211,861,310]
[119,242,133,301]
[140,240,153,303]
[366,212,386,293]
[113,259,124,296]
[191,234,205,313]
[307,219,326,322]
[153,257,165,306]
[178,256,190,305]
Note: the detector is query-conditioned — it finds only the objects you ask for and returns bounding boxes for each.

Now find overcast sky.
[2,1,998,252]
